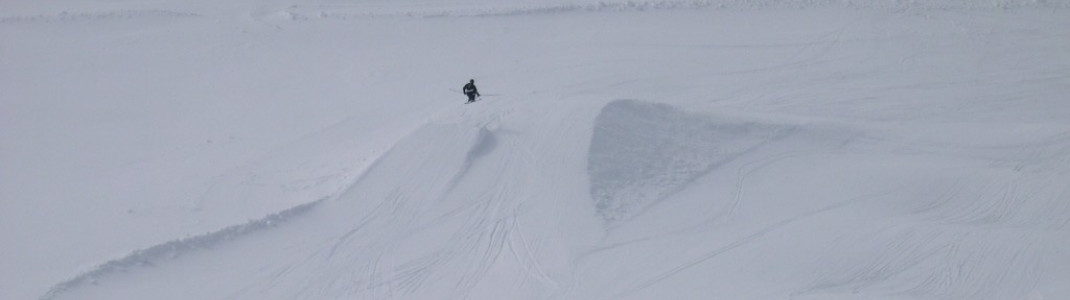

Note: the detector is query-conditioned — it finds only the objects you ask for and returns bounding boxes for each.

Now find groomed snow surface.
[3,0,1070,299]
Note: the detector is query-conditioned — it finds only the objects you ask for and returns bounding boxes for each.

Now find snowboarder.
[463,79,480,103]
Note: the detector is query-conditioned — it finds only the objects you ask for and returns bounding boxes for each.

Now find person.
[463,79,480,103]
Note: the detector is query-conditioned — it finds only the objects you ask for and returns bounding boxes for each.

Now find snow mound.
[587,100,791,223]
[40,199,324,300]
[40,122,500,299]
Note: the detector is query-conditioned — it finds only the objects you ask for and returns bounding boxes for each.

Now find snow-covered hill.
[3,1,1069,299]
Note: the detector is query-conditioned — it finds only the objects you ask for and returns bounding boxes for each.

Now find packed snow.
[3,0,1069,299]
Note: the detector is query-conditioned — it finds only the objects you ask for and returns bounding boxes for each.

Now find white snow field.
[3,0,1070,299]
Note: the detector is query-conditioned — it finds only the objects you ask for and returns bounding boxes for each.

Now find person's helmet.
[470,79,474,83]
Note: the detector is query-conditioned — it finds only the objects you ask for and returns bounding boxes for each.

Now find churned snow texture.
[588,100,788,223]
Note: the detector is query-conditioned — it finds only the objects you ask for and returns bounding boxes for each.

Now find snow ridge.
[39,198,325,300]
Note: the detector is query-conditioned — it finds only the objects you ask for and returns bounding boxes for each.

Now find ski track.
[611,193,874,299]
[790,157,1070,298]
[506,213,559,291]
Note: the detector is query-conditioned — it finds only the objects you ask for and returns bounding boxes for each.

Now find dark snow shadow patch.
[41,199,324,300]
[465,127,498,165]
[588,100,791,224]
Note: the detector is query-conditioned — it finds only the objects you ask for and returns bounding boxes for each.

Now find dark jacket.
[463,82,479,96]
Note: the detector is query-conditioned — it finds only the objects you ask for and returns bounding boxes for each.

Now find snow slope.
[3,1,1069,299]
